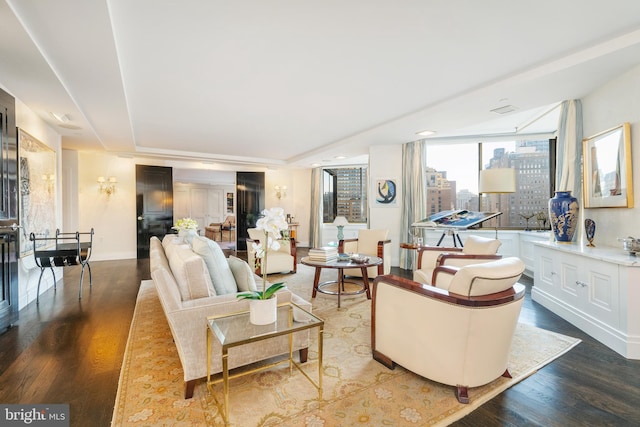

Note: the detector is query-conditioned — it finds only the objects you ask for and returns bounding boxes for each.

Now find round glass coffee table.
[301,255,383,308]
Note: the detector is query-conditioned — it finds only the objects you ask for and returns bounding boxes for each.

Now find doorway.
[136,165,173,258]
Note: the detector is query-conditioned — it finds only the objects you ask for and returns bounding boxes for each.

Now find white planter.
[249,297,277,325]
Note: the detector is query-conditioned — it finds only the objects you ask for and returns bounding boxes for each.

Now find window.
[425,139,555,230]
[323,167,368,224]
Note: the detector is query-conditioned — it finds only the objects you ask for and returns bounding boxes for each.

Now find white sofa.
[149,234,311,398]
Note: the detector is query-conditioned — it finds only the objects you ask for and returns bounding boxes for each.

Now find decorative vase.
[585,218,596,247]
[548,191,579,243]
[249,297,277,325]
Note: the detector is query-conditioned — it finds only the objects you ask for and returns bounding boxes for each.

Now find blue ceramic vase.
[549,191,579,243]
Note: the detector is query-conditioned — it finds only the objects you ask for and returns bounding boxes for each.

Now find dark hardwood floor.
[0,253,639,426]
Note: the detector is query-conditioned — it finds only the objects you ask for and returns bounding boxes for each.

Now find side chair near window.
[372,257,526,403]
[246,228,297,275]
[413,235,502,285]
[338,229,391,279]
[30,228,94,303]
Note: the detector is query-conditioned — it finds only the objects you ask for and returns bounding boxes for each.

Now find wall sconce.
[98,176,117,198]
[333,216,349,240]
[275,185,287,199]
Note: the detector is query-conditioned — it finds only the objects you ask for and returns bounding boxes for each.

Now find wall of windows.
[323,167,368,224]
[425,139,555,230]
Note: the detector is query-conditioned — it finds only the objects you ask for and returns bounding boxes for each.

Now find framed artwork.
[582,122,633,208]
[373,178,398,207]
[226,192,234,213]
[18,129,57,257]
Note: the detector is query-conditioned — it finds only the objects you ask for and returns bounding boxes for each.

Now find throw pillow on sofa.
[228,255,258,293]
[192,236,238,295]
[165,244,216,300]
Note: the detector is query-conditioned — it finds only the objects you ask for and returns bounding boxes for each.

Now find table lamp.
[333,216,349,240]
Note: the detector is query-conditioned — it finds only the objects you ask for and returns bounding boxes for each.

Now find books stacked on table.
[308,246,338,262]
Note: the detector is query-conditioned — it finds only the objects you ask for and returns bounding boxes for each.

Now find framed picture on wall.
[226,192,234,213]
[582,122,633,208]
[373,178,398,207]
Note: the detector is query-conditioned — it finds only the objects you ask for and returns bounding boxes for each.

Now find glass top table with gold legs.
[207,302,324,425]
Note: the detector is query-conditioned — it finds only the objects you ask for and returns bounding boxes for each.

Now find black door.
[236,172,264,251]
[136,165,173,258]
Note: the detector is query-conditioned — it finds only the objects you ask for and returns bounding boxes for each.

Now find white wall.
[368,144,403,266]
[581,64,640,248]
[265,168,312,247]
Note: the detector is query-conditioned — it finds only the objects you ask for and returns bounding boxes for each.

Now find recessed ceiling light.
[49,112,71,123]
[416,130,436,137]
[490,105,518,115]
[335,155,347,159]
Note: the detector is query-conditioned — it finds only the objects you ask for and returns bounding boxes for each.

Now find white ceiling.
[2,0,640,169]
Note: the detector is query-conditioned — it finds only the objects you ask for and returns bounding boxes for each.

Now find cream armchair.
[247,228,297,275]
[372,257,526,403]
[338,229,391,279]
[413,235,502,285]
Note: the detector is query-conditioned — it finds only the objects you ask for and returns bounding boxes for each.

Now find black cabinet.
[0,88,18,332]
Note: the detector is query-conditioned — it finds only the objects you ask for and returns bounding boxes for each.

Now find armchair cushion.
[247,228,296,275]
[340,229,391,278]
[447,257,525,296]
[191,236,237,295]
[462,235,502,255]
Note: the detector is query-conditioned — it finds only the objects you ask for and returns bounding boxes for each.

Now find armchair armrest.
[416,246,463,270]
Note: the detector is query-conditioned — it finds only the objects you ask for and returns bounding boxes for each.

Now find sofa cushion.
[165,244,215,300]
[228,256,258,293]
[192,236,238,295]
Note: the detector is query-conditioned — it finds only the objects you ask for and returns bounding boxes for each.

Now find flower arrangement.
[173,217,198,231]
[237,207,288,300]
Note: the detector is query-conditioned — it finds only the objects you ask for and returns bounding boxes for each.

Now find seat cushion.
[191,236,238,295]
[462,235,501,255]
[448,257,525,296]
[228,255,258,293]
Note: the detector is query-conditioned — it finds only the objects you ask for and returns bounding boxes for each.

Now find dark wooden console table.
[30,229,94,303]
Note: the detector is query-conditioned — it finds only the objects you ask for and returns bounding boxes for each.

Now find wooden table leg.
[338,268,344,308]
[360,267,371,300]
[312,267,321,298]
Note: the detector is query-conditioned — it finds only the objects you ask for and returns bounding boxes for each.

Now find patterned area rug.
[111,265,581,426]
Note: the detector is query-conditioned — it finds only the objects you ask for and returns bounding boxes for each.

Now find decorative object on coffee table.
[585,218,596,247]
[549,191,579,243]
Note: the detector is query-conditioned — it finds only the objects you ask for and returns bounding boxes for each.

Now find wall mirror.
[582,122,633,208]
[19,130,57,256]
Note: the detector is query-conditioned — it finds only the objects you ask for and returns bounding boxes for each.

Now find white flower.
[173,217,198,230]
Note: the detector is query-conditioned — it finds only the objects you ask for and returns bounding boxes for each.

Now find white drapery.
[400,140,428,270]
[556,99,583,200]
[309,167,323,249]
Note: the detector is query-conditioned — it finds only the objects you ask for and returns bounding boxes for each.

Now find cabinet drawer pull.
[575,280,588,287]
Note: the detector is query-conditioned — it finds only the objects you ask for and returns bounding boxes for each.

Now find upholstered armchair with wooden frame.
[372,257,526,403]
[246,228,297,275]
[413,235,502,285]
[338,229,391,279]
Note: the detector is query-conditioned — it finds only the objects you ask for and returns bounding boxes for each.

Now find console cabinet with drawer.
[533,241,640,359]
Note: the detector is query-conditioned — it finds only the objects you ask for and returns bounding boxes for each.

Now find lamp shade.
[333,216,349,226]
[479,168,516,193]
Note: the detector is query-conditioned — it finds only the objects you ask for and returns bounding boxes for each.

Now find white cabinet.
[533,242,640,359]
[518,232,550,277]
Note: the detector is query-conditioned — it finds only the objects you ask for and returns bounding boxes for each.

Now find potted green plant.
[237,207,288,324]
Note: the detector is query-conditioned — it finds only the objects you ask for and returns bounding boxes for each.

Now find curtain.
[556,99,583,201]
[309,167,323,249]
[400,140,428,270]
